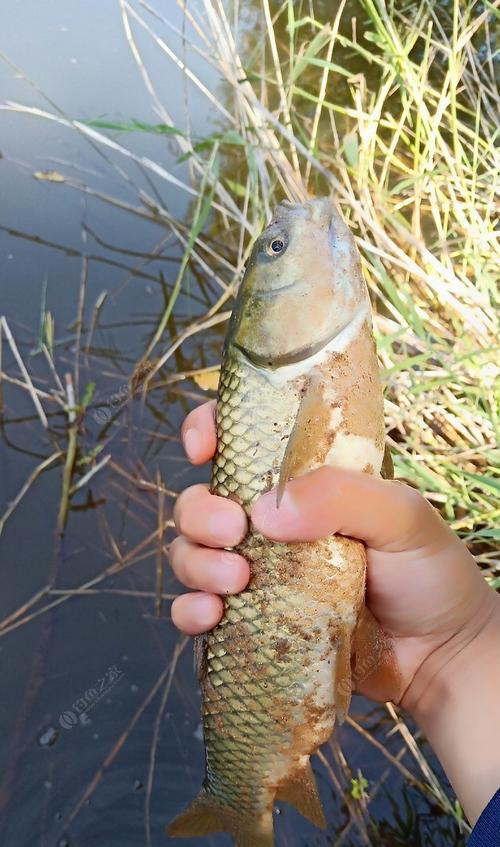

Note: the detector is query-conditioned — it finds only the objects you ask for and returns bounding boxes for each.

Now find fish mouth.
[272,198,335,225]
[271,201,310,226]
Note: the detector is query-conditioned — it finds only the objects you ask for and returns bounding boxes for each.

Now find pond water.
[0,2,466,846]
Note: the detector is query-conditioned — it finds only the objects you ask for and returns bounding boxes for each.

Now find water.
[0,2,466,846]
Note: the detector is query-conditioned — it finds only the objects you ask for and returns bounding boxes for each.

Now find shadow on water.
[0,1,475,845]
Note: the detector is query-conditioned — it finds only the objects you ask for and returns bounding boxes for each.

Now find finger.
[174,483,248,547]
[169,536,249,594]
[181,400,217,464]
[251,467,450,553]
[171,592,223,635]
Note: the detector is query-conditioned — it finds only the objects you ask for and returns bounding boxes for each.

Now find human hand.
[170,401,500,823]
[170,401,496,708]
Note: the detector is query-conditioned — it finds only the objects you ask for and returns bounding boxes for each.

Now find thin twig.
[0,317,49,427]
[155,469,165,617]
[57,373,78,534]
[0,452,61,537]
[69,453,111,495]
[144,638,188,845]
[55,639,188,838]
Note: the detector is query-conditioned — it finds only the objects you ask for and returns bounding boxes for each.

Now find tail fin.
[167,789,275,845]
[167,791,223,838]
[235,832,274,847]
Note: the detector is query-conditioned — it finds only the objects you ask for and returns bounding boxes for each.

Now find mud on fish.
[168,197,396,846]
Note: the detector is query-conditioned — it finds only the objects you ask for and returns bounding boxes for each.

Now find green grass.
[153,0,499,570]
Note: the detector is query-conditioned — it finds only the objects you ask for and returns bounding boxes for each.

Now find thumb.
[251,467,449,554]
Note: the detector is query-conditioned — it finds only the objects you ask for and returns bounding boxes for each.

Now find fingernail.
[252,488,300,537]
[208,510,247,545]
[183,427,201,461]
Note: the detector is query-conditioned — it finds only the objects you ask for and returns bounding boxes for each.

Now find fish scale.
[213,350,297,504]
[198,348,345,826]
[168,198,387,847]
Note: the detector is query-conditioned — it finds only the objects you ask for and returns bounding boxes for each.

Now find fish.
[168,197,396,846]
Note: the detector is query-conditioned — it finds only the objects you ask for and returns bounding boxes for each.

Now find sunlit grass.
[162,0,499,564]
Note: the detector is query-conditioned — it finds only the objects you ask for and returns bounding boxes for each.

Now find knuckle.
[399,483,431,528]
[402,484,426,512]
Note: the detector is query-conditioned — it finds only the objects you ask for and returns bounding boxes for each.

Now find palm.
[357,543,482,703]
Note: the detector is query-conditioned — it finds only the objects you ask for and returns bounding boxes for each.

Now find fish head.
[228,197,368,368]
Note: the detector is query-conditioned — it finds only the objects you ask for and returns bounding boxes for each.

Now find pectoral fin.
[381,443,394,479]
[277,372,328,506]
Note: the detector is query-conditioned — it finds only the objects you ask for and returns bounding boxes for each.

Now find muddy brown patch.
[324,322,384,448]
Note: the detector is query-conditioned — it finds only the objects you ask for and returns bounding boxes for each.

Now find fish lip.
[272,197,336,223]
[271,201,309,223]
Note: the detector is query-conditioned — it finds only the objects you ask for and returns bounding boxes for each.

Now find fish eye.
[267,238,286,257]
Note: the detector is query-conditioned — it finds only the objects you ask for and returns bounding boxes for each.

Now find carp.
[168,197,393,845]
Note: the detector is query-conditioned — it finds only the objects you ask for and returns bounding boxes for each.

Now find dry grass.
[0,0,498,842]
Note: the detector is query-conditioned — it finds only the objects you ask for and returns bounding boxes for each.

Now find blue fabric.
[468,789,500,846]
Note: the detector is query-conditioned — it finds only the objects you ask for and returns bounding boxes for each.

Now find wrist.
[402,587,500,722]
[402,587,500,823]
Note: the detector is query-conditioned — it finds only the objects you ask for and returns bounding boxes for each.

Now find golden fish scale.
[200,350,365,817]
